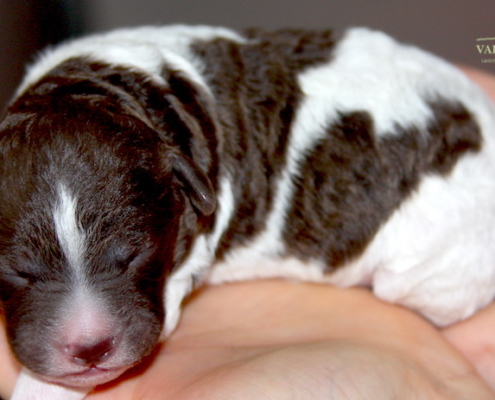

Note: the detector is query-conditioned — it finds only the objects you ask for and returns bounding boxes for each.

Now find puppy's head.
[0,62,216,388]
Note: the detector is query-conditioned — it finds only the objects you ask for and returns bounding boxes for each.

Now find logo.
[476,37,495,64]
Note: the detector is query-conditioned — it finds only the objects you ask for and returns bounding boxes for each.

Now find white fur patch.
[295,29,431,135]
[52,184,87,284]
[12,369,88,400]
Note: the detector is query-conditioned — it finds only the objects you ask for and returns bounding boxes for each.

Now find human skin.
[1,280,495,400]
[1,67,495,400]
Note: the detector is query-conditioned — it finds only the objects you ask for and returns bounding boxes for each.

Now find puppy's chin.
[43,366,130,388]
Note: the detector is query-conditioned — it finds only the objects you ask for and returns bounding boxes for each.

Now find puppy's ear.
[154,71,219,217]
[170,152,216,216]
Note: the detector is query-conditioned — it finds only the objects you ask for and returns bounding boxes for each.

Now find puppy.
[1,25,495,399]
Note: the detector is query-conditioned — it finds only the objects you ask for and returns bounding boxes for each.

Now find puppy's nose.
[68,337,114,366]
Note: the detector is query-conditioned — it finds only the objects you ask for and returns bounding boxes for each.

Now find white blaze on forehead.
[53,183,87,279]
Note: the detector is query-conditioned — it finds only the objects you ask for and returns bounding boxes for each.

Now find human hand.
[79,282,495,399]
[3,281,492,400]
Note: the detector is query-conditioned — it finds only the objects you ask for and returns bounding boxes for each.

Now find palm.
[83,281,492,400]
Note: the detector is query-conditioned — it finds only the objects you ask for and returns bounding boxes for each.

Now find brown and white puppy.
[1,25,495,398]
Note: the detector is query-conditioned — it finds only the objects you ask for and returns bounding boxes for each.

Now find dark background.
[1,0,495,112]
[1,0,495,113]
